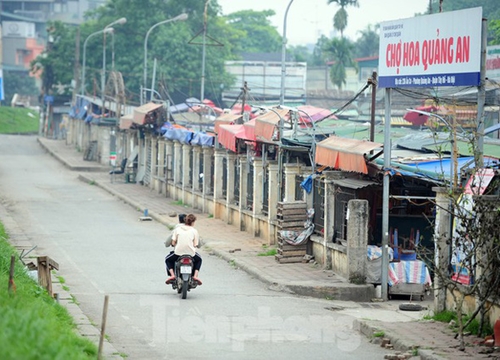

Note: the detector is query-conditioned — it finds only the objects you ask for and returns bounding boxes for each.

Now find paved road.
[0,135,393,359]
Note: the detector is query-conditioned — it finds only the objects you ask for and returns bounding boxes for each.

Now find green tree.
[31,0,245,105]
[224,10,281,54]
[3,70,39,104]
[323,37,356,89]
[428,0,500,44]
[30,21,77,97]
[311,35,331,66]
[353,25,379,58]
[287,45,311,63]
[491,19,500,45]
[327,0,359,38]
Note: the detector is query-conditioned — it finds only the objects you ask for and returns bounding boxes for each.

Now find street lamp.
[280,0,294,106]
[143,13,188,104]
[406,108,459,190]
[102,17,127,111]
[81,27,114,96]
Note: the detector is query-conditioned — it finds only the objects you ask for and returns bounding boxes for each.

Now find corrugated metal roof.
[333,178,378,189]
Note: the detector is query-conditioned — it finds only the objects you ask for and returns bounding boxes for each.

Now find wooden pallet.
[276,201,309,264]
[277,220,305,228]
[277,240,307,251]
[275,254,304,264]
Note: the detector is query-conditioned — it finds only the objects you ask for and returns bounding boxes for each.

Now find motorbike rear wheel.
[181,279,188,299]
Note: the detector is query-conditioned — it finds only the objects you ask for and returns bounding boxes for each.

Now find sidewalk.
[37,137,495,360]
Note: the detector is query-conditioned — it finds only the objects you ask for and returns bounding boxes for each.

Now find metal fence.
[313,177,325,235]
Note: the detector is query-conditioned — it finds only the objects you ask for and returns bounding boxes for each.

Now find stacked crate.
[276,201,308,264]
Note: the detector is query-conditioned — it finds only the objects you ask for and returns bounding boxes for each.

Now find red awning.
[243,119,256,140]
[133,102,163,125]
[297,105,337,124]
[218,123,256,152]
[315,136,383,174]
[214,113,242,134]
[120,113,134,130]
[254,108,289,141]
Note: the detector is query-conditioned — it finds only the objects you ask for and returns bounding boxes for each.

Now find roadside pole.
[381,88,391,300]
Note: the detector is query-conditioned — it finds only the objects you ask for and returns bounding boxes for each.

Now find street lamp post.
[143,13,188,105]
[81,27,114,96]
[280,0,294,106]
[102,17,126,112]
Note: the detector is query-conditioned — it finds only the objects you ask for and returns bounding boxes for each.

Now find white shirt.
[172,225,199,256]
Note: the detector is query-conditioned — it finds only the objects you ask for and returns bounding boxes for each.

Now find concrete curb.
[356,320,447,360]
[38,138,107,172]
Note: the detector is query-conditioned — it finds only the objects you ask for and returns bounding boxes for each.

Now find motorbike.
[170,255,198,299]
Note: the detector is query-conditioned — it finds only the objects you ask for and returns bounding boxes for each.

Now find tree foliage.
[3,71,39,104]
[428,0,500,45]
[224,10,281,54]
[327,0,359,38]
[323,37,356,89]
[29,0,283,106]
[30,21,77,96]
[353,25,379,58]
[311,35,331,66]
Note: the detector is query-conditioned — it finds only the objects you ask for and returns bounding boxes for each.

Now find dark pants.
[165,252,202,276]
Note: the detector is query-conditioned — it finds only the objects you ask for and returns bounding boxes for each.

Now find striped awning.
[254,108,289,141]
[315,136,383,174]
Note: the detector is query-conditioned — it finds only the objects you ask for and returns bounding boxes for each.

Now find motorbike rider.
[165,213,203,285]
[164,213,185,274]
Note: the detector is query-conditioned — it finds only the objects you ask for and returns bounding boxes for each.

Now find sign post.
[377,7,483,301]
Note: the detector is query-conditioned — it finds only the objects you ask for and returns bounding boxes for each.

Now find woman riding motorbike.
[165,213,202,285]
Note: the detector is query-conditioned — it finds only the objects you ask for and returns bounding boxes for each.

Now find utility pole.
[240,81,248,123]
[369,71,377,142]
[476,18,487,168]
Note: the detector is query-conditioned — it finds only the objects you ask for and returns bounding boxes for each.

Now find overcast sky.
[217,0,429,45]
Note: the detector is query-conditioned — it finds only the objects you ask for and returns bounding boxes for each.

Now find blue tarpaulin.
[191,132,214,146]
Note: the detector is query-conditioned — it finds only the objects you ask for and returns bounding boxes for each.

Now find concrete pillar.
[253,159,263,216]
[239,157,248,232]
[157,138,166,194]
[165,140,174,183]
[252,159,263,237]
[284,164,303,202]
[192,146,201,193]
[267,162,279,244]
[226,154,237,203]
[433,187,452,313]
[346,199,369,284]
[214,149,225,200]
[201,147,214,213]
[267,163,279,220]
[182,144,191,189]
[173,142,182,186]
[150,135,158,190]
[225,154,237,224]
[202,147,213,195]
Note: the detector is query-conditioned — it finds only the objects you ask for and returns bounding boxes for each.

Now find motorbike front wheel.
[181,279,188,299]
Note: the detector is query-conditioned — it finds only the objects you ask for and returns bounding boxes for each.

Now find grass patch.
[257,248,277,256]
[172,200,184,206]
[0,107,39,134]
[0,223,97,359]
[372,331,385,338]
[428,310,494,336]
[208,214,214,218]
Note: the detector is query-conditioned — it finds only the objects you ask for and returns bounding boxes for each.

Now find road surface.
[0,135,391,359]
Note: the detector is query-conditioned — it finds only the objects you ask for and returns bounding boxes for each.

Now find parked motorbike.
[170,255,198,299]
